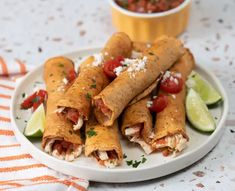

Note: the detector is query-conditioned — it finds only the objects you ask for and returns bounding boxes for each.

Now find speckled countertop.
[1,0,235,190]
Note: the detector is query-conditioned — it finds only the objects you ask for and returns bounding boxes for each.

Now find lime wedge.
[186,71,222,105]
[24,104,45,137]
[186,88,216,132]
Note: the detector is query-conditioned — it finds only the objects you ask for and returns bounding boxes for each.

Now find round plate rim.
[10,47,229,182]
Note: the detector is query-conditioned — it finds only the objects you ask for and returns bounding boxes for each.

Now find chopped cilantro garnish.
[141,157,147,163]
[22,93,25,98]
[24,120,27,123]
[132,160,141,168]
[85,93,92,100]
[126,160,133,166]
[32,96,40,103]
[16,116,20,120]
[58,63,64,67]
[87,128,97,137]
[123,153,127,159]
[90,84,96,89]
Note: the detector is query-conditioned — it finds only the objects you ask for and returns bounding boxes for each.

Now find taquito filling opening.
[153,133,187,154]
[93,150,118,168]
[125,124,153,155]
[44,138,83,161]
[56,107,84,130]
[94,98,112,120]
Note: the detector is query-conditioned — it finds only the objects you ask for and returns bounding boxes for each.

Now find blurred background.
[0,0,235,190]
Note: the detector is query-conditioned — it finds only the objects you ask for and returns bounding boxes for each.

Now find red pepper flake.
[193,171,205,177]
[196,183,205,188]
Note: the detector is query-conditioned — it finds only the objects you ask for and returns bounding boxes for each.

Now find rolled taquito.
[42,57,83,161]
[121,96,154,154]
[151,49,195,155]
[85,117,122,168]
[57,32,132,130]
[93,36,185,126]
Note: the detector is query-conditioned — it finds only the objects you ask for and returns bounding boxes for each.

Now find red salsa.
[115,0,185,13]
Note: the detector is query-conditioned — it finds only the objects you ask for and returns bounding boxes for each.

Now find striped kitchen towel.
[0,57,89,191]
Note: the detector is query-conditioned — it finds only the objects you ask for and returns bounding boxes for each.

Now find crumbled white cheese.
[171,94,176,99]
[131,50,143,59]
[92,53,103,66]
[127,56,148,73]
[146,43,151,48]
[104,52,109,56]
[114,66,124,76]
[153,96,157,99]
[173,78,179,85]
[162,71,171,82]
[62,78,68,85]
[146,101,153,108]
[174,72,182,78]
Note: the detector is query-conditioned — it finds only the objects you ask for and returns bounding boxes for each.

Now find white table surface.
[1,0,235,190]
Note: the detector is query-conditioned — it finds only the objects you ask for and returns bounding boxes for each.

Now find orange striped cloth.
[0,57,89,190]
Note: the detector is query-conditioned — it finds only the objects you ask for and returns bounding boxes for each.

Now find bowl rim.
[108,0,192,18]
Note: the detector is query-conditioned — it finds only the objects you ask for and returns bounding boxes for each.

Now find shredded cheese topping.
[92,53,104,66]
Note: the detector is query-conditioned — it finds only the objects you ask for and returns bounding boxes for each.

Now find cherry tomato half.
[103,56,124,79]
[20,92,37,109]
[21,90,47,111]
[160,74,183,94]
[149,94,168,113]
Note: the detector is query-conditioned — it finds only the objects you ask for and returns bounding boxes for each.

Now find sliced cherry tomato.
[149,94,168,113]
[21,90,47,111]
[67,69,77,82]
[21,92,37,109]
[103,56,124,79]
[160,74,184,94]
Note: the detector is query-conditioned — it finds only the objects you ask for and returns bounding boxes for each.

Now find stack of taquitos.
[42,57,83,161]
[151,49,195,155]
[93,36,185,126]
[57,32,132,130]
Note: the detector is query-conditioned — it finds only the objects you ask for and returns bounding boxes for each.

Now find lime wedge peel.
[186,71,222,105]
[24,104,45,137]
[186,88,216,132]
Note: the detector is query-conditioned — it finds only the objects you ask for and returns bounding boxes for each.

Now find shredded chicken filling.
[93,150,118,168]
[125,124,153,154]
[44,139,82,161]
[154,133,187,152]
[56,107,84,130]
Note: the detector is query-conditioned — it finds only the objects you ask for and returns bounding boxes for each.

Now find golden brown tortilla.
[57,32,132,121]
[93,36,185,126]
[85,117,123,165]
[152,49,195,143]
[42,57,82,148]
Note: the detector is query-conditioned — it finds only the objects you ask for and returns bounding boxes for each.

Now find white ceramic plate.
[11,48,228,183]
